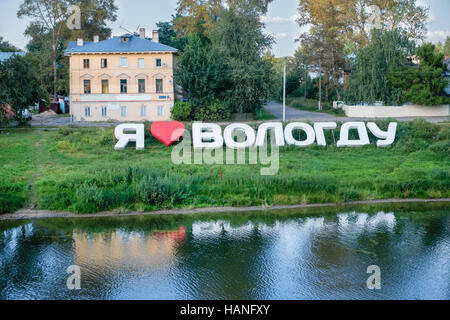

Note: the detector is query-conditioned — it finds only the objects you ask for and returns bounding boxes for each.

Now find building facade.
[65,30,178,122]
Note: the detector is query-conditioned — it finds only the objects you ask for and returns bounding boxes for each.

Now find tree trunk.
[304,65,307,99]
[52,29,57,101]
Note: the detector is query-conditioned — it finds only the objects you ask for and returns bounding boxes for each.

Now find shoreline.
[0,198,449,221]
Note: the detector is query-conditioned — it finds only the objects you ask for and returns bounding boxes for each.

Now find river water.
[0,203,448,300]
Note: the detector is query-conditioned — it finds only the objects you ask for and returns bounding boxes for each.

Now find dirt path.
[1,198,448,221]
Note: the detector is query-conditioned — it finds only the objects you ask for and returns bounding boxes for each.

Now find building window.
[83,80,91,94]
[120,57,128,67]
[120,79,127,93]
[156,58,162,67]
[102,79,109,94]
[101,58,107,68]
[101,106,107,117]
[121,106,127,117]
[83,59,90,69]
[138,58,145,68]
[157,106,164,117]
[156,79,163,93]
[138,79,145,93]
[84,106,91,117]
[141,105,147,116]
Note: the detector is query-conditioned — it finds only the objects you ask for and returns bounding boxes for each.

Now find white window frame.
[101,106,107,117]
[120,57,128,68]
[141,105,147,117]
[121,106,127,117]
[157,105,164,117]
[84,106,91,117]
[138,58,145,68]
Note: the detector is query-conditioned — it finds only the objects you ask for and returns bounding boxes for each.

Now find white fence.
[343,104,449,118]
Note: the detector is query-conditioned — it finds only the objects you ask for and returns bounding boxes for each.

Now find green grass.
[255,108,276,120]
[0,120,448,214]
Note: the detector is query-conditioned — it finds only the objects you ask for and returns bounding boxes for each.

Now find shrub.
[411,119,440,141]
[171,101,192,121]
[0,192,26,214]
[194,100,230,121]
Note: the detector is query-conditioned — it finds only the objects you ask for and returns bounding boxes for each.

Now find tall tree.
[17,0,118,98]
[345,28,414,105]
[0,37,20,52]
[174,33,226,108]
[156,20,187,50]
[174,0,273,37]
[347,0,429,47]
[297,0,350,101]
[0,55,46,124]
[17,0,71,100]
[389,43,449,105]
[211,8,274,113]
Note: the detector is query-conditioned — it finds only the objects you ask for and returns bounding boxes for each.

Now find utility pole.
[318,59,322,111]
[283,57,286,122]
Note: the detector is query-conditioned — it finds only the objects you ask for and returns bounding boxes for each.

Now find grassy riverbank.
[0,119,449,214]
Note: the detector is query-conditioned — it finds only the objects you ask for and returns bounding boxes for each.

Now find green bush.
[0,192,26,214]
[194,100,230,121]
[171,101,192,121]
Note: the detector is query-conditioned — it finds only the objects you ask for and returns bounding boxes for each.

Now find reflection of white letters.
[314,122,337,146]
[224,124,255,149]
[284,123,315,147]
[67,5,81,30]
[255,122,285,147]
[367,122,397,147]
[337,122,370,147]
[192,123,223,149]
[366,265,381,290]
[114,124,145,150]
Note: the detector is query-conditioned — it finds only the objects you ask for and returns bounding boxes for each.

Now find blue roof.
[65,35,178,55]
[0,52,26,62]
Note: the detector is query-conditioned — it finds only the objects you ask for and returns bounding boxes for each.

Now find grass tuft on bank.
[0,119,448,214]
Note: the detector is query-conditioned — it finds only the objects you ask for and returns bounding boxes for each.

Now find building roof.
[0,52,26,62]
[65,34,178,55]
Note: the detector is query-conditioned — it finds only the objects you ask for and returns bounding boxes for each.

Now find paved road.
[264,101,450,123]
[29,114,113,127]
[264,101,347,122]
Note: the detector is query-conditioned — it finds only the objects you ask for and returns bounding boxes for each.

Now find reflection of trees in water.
[0,205,448,299]
[0,223,76,299]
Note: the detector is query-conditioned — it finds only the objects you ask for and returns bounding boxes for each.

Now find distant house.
[64,29,178,122]
[0,52,26,63]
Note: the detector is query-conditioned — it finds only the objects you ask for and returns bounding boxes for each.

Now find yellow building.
[65,29,178,122]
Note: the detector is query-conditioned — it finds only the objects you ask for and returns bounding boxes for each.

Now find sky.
[0,0,449,57]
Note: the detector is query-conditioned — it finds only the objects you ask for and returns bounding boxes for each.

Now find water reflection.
[0,204,449,300]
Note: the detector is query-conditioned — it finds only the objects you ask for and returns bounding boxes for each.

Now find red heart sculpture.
[151,121,185,147]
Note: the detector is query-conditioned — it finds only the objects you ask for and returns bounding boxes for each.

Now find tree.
[0,37,20,52]
[156,20,187,50]
[174,0,273,37]
[174,33,225,109]
[210,8,273,114]
[346,0,429,47]
[389,43,449,105]
[297,0,349,102]
[0,55,46,125]
[17,0,118,98]
[345,28,414,105]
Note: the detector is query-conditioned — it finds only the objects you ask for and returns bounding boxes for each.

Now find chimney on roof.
[93,35,99,43]
[77,38,83,46]
[152,30,159,43]
[139,28,146,39]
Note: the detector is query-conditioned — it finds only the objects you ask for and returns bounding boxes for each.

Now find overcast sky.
[0,0,449,57]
